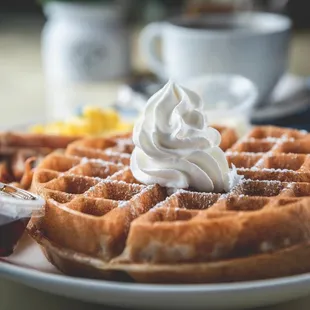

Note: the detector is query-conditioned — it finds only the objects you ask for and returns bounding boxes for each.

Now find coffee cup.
[140,13,291,106]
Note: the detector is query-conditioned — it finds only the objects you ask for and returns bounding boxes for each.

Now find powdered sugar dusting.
[118,200,129,208]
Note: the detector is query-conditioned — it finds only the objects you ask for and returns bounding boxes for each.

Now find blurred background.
[1,0,310,129]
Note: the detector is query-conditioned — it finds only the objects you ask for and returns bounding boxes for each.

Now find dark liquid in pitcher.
[0,215,30,257]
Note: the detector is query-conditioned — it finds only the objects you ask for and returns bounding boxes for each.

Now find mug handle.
[140,22,166,79]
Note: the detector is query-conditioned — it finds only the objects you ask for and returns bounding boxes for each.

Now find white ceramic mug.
[140,13,291,106]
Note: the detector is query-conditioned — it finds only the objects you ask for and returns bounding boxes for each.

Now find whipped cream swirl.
[130,81,240,192]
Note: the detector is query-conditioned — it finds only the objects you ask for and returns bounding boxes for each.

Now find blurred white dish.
[182,74,258,136]
[115,74,257,136]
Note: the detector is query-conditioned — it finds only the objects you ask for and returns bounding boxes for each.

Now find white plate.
[1,235,310,310]
[1,119,310,309]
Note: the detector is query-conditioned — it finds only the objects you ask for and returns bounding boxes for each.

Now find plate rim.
[2,259,310,293]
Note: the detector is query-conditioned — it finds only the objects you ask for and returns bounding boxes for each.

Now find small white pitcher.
[42,2,131,120]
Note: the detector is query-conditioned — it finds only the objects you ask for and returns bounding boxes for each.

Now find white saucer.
[1,235,310,310]
[252,95,309,121]
[252,74,310,121]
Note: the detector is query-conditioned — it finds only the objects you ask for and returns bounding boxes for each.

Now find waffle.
[0,132,80,188]
[30,125,310,283]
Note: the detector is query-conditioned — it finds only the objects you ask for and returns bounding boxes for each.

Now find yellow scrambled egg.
[30,106,133,136]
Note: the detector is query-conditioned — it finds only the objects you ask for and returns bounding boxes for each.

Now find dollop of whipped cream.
[130,80,241,192]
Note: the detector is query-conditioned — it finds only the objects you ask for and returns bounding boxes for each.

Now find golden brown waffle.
[0,132,80,188]
[226,126,310,182]
[30,125,310,283]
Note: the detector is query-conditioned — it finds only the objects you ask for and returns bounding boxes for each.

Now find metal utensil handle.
[0,182,37,200]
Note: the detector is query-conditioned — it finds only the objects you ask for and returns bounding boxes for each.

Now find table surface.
[2,19,310,310]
